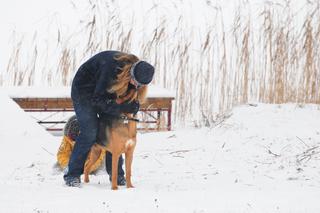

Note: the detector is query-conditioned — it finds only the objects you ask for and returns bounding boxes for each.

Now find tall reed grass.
[2,0,320,127]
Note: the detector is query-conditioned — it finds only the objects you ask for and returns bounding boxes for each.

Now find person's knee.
[78,128,98,145]
[86,127,98,139]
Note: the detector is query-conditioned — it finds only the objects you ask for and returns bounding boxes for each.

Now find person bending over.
[64,50,154,187]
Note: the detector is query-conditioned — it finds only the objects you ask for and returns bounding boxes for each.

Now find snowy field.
[0,91,320,213]
[1,0,320,212]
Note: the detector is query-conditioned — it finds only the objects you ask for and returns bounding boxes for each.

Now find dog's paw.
[126,184,134,188]
[111,186,119,190]
[84,175,90,183]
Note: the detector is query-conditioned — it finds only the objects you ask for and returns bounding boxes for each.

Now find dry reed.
[3,0,320,127]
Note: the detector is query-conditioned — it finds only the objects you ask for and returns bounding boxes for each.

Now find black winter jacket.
[72,50,128,117]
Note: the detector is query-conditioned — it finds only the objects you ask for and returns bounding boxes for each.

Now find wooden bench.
[5,86,174,132]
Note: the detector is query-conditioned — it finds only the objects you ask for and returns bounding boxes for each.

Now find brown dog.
[84,89,138,190]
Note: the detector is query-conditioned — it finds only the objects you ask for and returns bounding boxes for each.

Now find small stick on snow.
[169,150,191,154]
[248,103,258,107]
[296,136,309,148]
[268,149,280,157]
[41,147,54,156]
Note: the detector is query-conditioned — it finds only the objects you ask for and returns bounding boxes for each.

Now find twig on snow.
[41,147,54,156]
[296,146,319,164]
[268,149,280,157]
[296,136,309,148]
[169,150,191,154]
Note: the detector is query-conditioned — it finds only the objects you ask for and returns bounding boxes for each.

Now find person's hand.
[121,101,140,114]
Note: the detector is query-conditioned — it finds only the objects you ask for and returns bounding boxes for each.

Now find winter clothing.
[72,50,140,117]
[57,135,105,172]
[64,50,144,185]
[130,61,155,85]
[63,115,80,140]
[57,136,75,169]
[120,101,140,115]
[64,90,99,179]
[58,115,105,172]
[64,175,81,187]
[59,115,124,178]
[117,176,126,186]
[105,151,125,178]
[109,173,126,186]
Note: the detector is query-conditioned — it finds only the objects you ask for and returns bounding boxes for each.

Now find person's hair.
[108,52,148,104]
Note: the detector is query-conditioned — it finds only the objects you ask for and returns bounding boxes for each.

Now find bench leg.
[168,108,172,131]
[157,110,161,130]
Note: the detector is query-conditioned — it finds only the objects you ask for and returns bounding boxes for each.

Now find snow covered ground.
[0,91,320,212]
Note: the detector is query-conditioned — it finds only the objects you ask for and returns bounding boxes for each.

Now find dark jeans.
[64,85,124,179]
[105,151,124,177]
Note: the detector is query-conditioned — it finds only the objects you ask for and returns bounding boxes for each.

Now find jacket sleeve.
[92,93,122,116]
[91,64,122,116]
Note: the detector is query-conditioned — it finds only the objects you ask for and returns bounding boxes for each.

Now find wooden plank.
[13,98,73,109]
[13,97,174,110]
[12,97,174,131]
[141,98,174,109]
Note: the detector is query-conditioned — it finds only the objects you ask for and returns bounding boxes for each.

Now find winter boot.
[109,175,126,186]
[64,176,81,187]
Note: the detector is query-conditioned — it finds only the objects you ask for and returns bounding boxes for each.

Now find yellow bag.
[57,135,106,173]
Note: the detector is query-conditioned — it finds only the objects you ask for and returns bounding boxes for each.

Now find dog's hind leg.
[125,146,135,188]
[84,144,102,183]
[111,152,120,190]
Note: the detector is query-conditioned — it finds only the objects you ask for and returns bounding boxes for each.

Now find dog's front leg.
[111,152,120,190]
[125,147,135,188]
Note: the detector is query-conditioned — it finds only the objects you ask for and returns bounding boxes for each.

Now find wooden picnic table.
[4,86,175,131]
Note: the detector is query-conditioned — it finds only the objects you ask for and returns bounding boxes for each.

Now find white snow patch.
[0,91,59,180]
[0,98,320,212]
